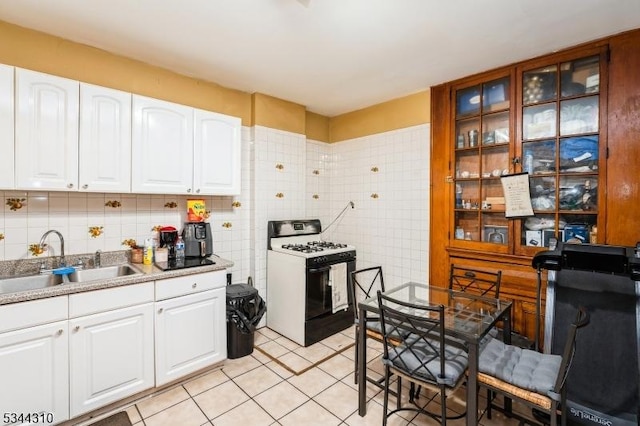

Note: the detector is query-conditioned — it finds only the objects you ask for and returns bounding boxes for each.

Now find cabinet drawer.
[0,296,68,333]
[69,282,154,318]
[155,270,225,301]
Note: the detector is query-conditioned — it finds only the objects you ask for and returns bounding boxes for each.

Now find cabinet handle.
[158,308,164,314]
[187,188,192,193]
[74,326,80,332]
[192,283,197,289]
[57,329,64,335]
[82,184,88,189]
[67,183,74,189]
[196,189,200,194]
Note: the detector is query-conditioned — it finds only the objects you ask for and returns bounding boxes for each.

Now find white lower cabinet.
[155,271,226,386]
[0,297,69,425]
[0,321,69,426]
[68,303,154,417]
[68,282,154,418]
[0,269,227,424]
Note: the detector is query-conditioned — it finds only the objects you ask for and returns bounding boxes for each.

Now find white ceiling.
[1,0,639,116]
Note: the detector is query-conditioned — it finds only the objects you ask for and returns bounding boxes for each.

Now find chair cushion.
[386,340,468,387]
[479,337,561,395]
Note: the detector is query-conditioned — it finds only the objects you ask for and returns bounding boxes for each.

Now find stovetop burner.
[308,241,348,249]
[282,244,325,253]
[281,241,349,253]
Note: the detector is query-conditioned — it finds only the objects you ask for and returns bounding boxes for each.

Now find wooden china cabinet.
[429,30,640,344]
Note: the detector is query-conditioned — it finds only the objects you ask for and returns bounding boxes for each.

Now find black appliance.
[533,242,640,426]
[154,257,215,271]
[183,222,213,258]
[158,226,178,259]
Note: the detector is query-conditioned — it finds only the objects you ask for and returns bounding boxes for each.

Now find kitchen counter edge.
[0,256,234,306]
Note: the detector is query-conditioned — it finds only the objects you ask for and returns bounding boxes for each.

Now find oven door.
[306,259,355,320]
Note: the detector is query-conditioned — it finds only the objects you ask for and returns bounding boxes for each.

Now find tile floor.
[84,326,532,426]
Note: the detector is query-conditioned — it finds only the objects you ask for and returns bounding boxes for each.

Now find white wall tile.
[1,124,430,298]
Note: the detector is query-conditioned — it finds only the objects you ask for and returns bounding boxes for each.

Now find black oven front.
[304,251,356,346]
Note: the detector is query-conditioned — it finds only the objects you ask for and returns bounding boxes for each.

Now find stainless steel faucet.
[95,250,102,268]
[39,230,66,267]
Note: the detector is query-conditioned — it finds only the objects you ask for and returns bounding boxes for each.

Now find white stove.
[267,219,356,346]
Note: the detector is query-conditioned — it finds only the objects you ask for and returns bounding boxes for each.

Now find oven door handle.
[308,266,331,274]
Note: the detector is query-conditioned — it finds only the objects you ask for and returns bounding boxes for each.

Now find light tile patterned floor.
[82,326,534,426]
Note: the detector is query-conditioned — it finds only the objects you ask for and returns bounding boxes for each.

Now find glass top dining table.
[357,282,513,426]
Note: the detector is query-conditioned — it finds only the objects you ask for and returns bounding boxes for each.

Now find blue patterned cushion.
[479,337,561,395]
[385,340,468,387]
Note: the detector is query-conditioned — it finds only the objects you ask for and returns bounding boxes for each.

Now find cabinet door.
[15,68,79,191]
[0,64,14,189]
[79,83,132,192]
[452,74,513,253]
[69,302,154,417]
[131,95,193,194]
[0,321,69,425]
[515,48,606,255]
[155,288,226,386]
[194,109,241,195]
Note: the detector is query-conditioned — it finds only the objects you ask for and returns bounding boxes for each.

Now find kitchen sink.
[67,264,142,283]
[0,264,143,296]
[0,273,64,295]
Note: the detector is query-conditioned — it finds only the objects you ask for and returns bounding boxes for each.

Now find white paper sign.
[500,173,534,218]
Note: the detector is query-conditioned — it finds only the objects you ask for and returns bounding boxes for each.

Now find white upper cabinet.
[15,68,79,191]
[194,108,241,195]
[0,64,14,189]
[79,83,132,192]
[132,95,193,194]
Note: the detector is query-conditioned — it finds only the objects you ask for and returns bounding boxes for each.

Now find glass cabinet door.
[453,76,511,248]
[518,52,603,252]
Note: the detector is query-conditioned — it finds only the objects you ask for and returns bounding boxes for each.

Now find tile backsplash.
[0,123,430,292]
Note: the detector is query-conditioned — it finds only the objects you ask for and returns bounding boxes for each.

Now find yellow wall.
[0,20,431,141]
[252,93,306,135]
[305,112,330,142]
[0,20,253,124]
[329,91,430,142]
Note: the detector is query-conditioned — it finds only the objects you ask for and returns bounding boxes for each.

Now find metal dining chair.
[377,291,469,426]
[478,306,590,426]
[449,264,502,298]
[410,264,504,402]
[449,264,536,350]
[349,266,386,385]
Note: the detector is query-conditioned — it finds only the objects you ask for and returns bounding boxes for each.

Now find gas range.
[267,219,356,346]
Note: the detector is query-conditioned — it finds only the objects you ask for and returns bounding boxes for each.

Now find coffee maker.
[182,222,213,258]
[158,226,179,259]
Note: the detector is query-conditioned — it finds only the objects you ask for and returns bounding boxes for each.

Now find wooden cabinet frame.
[429,32,634,342]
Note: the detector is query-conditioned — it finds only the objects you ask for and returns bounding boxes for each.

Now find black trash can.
[226,283,266,359]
